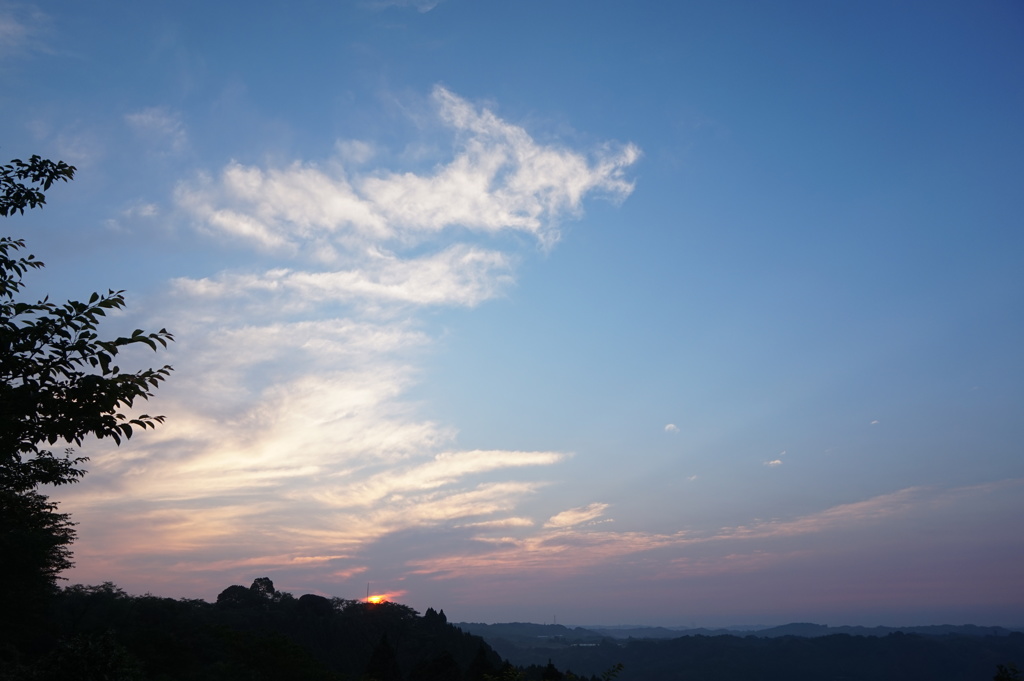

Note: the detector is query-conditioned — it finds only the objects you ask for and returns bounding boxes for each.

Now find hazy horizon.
[3,1,1022,629]
[453,619,1024,630]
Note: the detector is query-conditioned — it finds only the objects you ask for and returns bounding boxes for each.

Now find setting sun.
[366,590,406,605]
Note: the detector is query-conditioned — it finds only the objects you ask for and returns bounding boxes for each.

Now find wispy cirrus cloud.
[405,480,1024,584]
[0,4,49,59]
[61,86,640,598]
[364,0,444,14]
[126,106,188,154]
[544,503,610,528]
[176,86,639,257]
[172,243,515,310]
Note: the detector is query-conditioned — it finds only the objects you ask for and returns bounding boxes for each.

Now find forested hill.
[5,575,1022,681]
[456,621,1022,643]
[6,579,512,681]
[459,623,1024,681]
[729,622,1021,638]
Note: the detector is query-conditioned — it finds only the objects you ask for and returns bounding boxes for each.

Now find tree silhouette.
[0,155,75,217]
[0,154,173,665]
[0,486,76,658]
[1,153,173,492]
[365,633,403,681]
[250,577,278,600]
[0,233,173,490]
[996,663,1023,681]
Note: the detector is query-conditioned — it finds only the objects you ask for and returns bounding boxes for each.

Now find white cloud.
[176,162,387,253]
[319,450,568,508]
[0,5,48,58]
[335,139,376,165]
[177,86,639,257]
[764,459,783,467]
[458,517,535,529]
[62,86,641,595]
[106,201,160,232]
[126,107,188,153]
[53,128,103,166]
[544,502,610,528]
[125,202,159,218]
[0,14,28,52]
[664,423,679,433]
[172,243,515,310]
[365,0,443,13]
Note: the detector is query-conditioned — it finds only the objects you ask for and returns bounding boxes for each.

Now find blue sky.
[3,0,1023,626]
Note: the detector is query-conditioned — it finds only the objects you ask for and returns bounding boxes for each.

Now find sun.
[366,594,388,604]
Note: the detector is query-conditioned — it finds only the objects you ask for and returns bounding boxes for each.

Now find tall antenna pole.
[366,583,370,603]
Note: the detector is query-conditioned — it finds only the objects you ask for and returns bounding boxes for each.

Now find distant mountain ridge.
[742,622,1019,638]
[456,620,1022,643]
[455,621,1024,681]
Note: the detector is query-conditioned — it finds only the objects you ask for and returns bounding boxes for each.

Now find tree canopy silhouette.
[0,154,174,664]
[0,154,173,491]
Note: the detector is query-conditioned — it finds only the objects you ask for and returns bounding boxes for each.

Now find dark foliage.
[0,487,76,663]
[3,579,508,680]
[1,154,174,672]
[0,234,174,490]
[1,154,174,492]
[996,663,1024,681]
[366,634,403,681]
[0,155,76,217]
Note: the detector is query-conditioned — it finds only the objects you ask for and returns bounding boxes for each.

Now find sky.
[2,0,1023,628]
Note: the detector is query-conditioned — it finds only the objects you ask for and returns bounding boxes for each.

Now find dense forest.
[0,577,615,681]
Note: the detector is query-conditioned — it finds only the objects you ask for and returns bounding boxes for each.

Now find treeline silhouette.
[1,577,619,681]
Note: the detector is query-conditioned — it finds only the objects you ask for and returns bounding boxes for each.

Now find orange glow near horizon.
[366,590,406,604]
